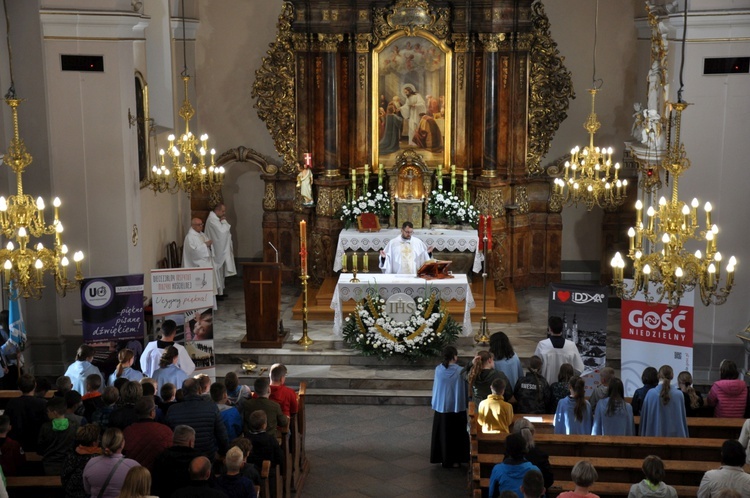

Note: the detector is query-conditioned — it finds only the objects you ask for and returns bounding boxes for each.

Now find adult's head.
[75,423,101,447]
[18,373,36,394]
[182,377,200,397]
[641,455,666,485]
[521,469,545,498]
[269,363,288,384]
[120,381,143,404]
[571,460,598,487]
[161,383,176,402]
[504,432,528,460]
[402,84,417,97]
[190,218,205,233]
[161,319,177,339]
[135,396,156,419]
[173,425,196,448]
[119,466,152,498]
[548,316,563,336]
[140,378,157,397]
[512,418,537,449]
[719,359,739,380]
[489,331,515,361]
[641,366,658,386]
[102,386,119,406]
[117,349,135,368]
[210,382,228,404]
[194,373,211,394]
[557,363,575,384]
[101,427,125,456]
[225,371,240,392]
[230,436,252,458]
[159,346,179,369]
[720,439,746,467]
[212,203,226,218]
[400,221,415,240]
[189,456,212,481]
[254,377,270,397]
[225,446,245,473]
[76,344,95,362]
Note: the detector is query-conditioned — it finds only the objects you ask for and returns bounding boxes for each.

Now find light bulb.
[74,251,84,262]
[628,228,636,237]
[682,205,690,215]
[0,197,6,211]
[643,264,651,275]
[647,206,656,217]
[56,222,64,233]
[635,200,643,210]
[695,250,702,259]
[675,267,683,278]
[661,233,670,243]
[712,224,719,234]
[36,243,44,251]
[53,197,61,208]
[36,197,45,210]
[34,259,43,270]
[61,257,69,266]
[3,260,11,270]
[705,202,712,212]
[168,134,175,141]
[729,256,737,266]
[61,244,69,254]
[691,198,699,208]
[5,242,13,251]
[714,252,722,262]
[18,227,27,238]
[708,263,716,274]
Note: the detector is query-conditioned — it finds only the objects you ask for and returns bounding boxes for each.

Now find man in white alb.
[534,315,585,384]
[204,204,236,298]
[379,221,433,275]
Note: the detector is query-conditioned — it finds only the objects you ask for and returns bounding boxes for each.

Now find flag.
[8,280,27,351]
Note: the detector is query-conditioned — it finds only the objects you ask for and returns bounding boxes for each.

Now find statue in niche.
[397,165,423,200]
[297,163,314,206]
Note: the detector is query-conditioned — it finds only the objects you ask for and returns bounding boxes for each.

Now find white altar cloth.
[331,273,475,337]
[333,228,483,273]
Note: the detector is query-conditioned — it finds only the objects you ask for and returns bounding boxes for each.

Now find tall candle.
[364,164,370,190]
[478,215,486,250]
[486,216,492,250]
[342,253,347,272]
[378,164,384,186]
[300,220,307,275]
[352,253,358,270]
[437,164,443,189]
[351,169,357,197]
[363,252,369,272]
[451,165,456,193]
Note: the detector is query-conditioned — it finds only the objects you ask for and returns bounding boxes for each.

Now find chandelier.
[552,88,628,211]
[146,1,224,205]
[550,0,627,211]
[0,98,84,299]
[610,102,736,308]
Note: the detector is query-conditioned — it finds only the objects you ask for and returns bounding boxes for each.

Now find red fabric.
[123,420,173,471]
[82,392,102,401]
[269,384,298,417]
[0,436,25,476]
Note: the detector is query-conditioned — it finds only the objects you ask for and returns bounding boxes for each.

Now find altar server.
[204,203,236,298]
[379,221,433,275]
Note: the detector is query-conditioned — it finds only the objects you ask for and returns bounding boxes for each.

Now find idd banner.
[81,274,145,342]
[620,280,694,396]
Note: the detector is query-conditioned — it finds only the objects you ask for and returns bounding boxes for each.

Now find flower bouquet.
[426,190,479,227]
[339,186,392,227]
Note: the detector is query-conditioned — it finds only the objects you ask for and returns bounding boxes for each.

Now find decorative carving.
[316,185,347,218]
[264,183,276,211]
[457,54,465,90]
[315,56,322,90]
[479,33,506,52]
[252,2,297,174]
[491,231,508,291]
[215,146,281,175]
[474,189,505,218]
[484,9,492,21]
[515,186,529,214]
[502,56,509,89]
[358,55,367,90]
[526,0,574,176]
[455,10,465,21]
[318,33,343,52]
[355,33,372,53]
[297,9,305,22]
[359,9,369,21]
[292,33,309,52]
[493,8,502,21]
[299,57,305,91]
[516,33,534,51]
[372,0,451,42]
[452,33,469,53]
[322,10,329,21]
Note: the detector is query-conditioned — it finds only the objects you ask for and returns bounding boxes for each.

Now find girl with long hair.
[707,359,748,418]
[489,331,524,389]
[430,346,469,468]
[677,370,704,416]
[549,363,575,411]
[592,377,634,435]
[117,466,157,498]
[108,349,144,385]
[512,419,554,490]
[463,351,507,404]
[513,356,551,414]
[639,365,688,437]
[554,376,591,435]
[151,346,188,390]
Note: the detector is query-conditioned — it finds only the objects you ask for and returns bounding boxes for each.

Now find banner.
[620,280,694,396]
[8,281,27,350]
[151,268,216,378]
[548,283,609,394]
[81,275,145,343]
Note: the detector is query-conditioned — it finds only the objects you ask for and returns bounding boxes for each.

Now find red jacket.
[123,419,173,470]
[269,384,298,417]
[707,379,748,418]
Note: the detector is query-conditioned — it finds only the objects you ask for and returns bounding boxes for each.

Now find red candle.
[300,220,307,275]
[486,216,492,251]
[478,216,486,250]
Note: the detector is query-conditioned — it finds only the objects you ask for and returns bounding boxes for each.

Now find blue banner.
[8,281,27,350]
[81,274,145,342]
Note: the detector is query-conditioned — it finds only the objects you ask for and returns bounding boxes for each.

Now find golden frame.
[371,30,452,168]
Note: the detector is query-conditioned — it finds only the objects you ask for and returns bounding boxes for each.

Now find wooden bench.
[511,414,745,440]
[470,404,730,498]
[6,475,63,497]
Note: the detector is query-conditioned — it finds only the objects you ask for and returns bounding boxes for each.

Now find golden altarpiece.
[250,0,574,302]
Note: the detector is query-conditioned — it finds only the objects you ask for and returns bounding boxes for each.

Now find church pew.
[291,381,309,493]
[511,413,745,440]
[6,475,63,497]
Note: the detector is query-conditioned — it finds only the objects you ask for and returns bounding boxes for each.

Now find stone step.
[301,388,432,405]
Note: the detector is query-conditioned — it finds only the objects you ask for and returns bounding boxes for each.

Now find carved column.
[452,33,470,167]
[355,34,372,169]
[479,33,505,177]
[318,33,343,176]
[294,33,311,167]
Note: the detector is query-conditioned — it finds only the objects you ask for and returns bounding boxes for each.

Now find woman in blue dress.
[108,349,144,386]
[430,346,469,468]
[490,331,524,391]
[592,377,634,435]
[554,376,591,435]
[151,346,188,390]
[639,365,688,437]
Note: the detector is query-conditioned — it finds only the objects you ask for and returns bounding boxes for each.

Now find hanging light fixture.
[551,0,628,211]
[610,0,736,308]
[146,0,225,204]
[0,1,84,299]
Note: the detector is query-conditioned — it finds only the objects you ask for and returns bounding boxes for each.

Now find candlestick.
[363,252,369,272]
[437,164,443,189]
[300,220,307,275]
[342,253,347,272]
[352,253,358,271]
[378,164,384,186]
[451,166,456,194]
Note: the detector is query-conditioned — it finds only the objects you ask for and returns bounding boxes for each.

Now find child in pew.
[38,396,80,475]
[549,363,575,413]
[463,351,510,406]
[592,377,635,436]
[558,460,600,498]
[678,370,705,417]
[478,378,514,433]
[246,409,283,471]
[628,455,677,498]
[0,414,26,476]
[640,365,688,438]
[521,469,546,498]
[488,432,540,498]
[632,367,658,417]
[588,367,615,415]
[513,419,554,492]
[514,355,552,415]
[82,374,105,422]
[554,376,592,435]
[220,436,261,487]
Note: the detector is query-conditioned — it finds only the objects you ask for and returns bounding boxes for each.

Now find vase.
[379,216,390,229]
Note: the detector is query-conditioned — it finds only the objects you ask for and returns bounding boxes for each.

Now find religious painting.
[372,32,452,168]
[134,71,151,186]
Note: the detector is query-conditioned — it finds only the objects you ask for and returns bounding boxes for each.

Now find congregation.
[0,328,300,498]
[429,317,750,498]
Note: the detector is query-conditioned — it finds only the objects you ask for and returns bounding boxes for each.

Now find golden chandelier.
[147,75,225,205]
[610,102,736,308]
[0,98,84,299]
[552,88,628,211]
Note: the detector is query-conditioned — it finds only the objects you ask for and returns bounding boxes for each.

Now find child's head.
[210,382,228,404]
[254,377,270,397]
[270,363,288,384]
[521,469,545,498]
[47,397,67,419]
[599,367,615,386]
[641,455,665,485]
[641,366,658,386]
[102,386,119,407]
[85,374,102,393]
[160,383,176,402]
[249,409,268,432]
[56,375,72,393]
[225,372,240,392]
[65,390,83,412]
[490,378,507,396]
[230,436,253,458]
[570,460,598,488]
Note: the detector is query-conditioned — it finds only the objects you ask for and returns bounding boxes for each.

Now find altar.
[331,273,475,336]
[333,228,483,273]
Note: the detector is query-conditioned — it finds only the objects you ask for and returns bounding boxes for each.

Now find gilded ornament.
[502,56,509,89]
[474,189,505,219]
[526,0,574,176]
[372,0,450,42]
[318,33,343,52]
[315,186,347,218]
[456,54,465,90]
[355,33,372,53]
[479,33,506,53]
[358,55,367,90]
[514,186,529,214]
[315,56,322,90]
[516,33,534,51]
[252,2,297,175]
[359,10,369,21]
[215,146,280,176]
[484,9,492,21]
[491,232,508,292]
[452,33,469,53]
[263,183,276,211]
[292,32,309,52]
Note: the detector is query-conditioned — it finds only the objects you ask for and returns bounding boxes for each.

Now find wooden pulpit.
[241,262,285,348]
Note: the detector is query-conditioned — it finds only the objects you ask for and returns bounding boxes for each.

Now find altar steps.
[291,275,519,322]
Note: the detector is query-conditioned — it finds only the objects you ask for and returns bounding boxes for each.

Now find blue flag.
[8,280,27,351]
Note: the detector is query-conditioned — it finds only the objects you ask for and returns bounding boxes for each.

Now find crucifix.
[249,271,273,315]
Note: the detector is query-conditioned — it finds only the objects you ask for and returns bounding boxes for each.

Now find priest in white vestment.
[182,218,219,295]
[379,221,433,275]
[204,204,237,297]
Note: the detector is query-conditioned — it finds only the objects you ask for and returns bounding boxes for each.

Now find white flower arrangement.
[339,185,392,225]
[426,190,479,226]
[341,292,461,361]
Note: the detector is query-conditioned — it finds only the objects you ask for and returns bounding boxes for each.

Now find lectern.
[241,262,284,348]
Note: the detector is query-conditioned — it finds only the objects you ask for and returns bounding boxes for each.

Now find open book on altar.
[417,259,453,280]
